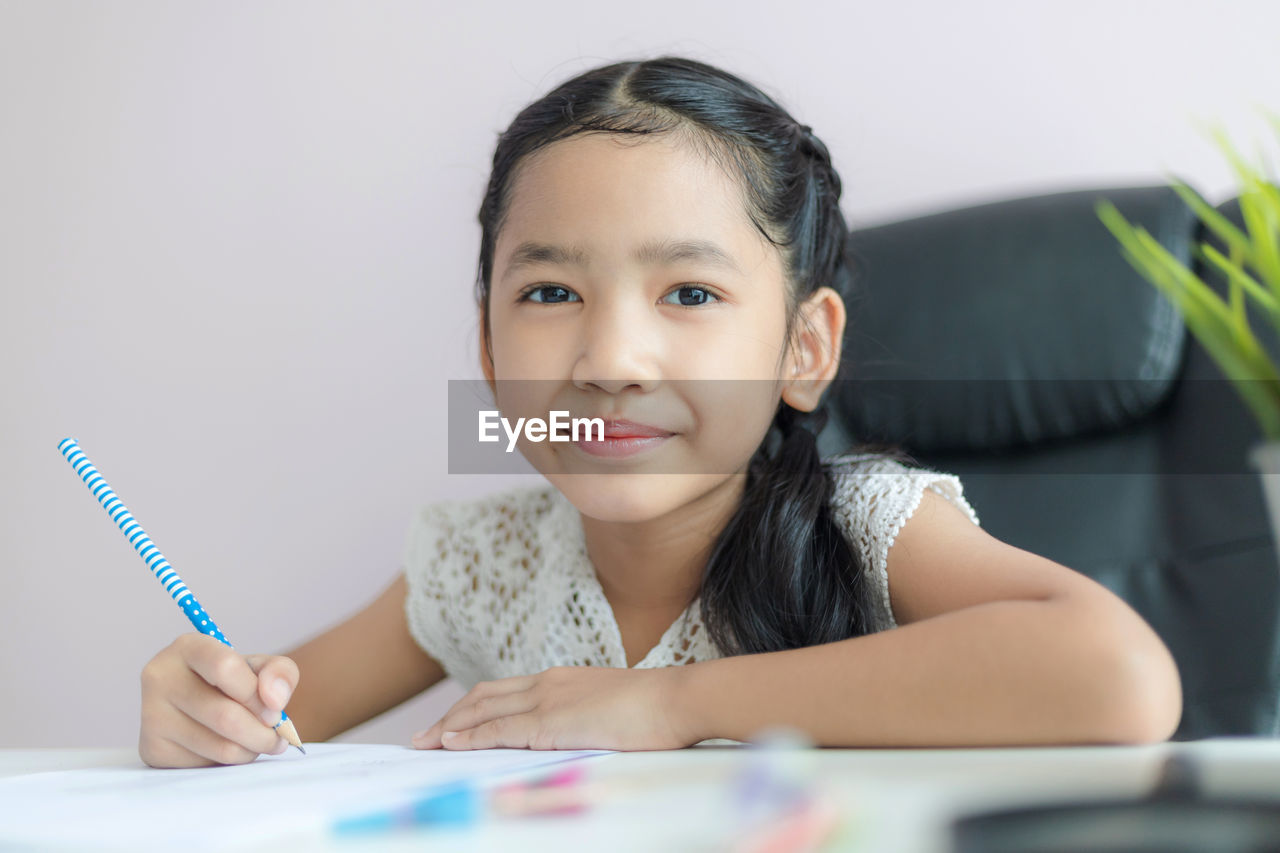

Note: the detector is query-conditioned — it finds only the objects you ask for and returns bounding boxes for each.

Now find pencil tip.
[297,744,307,755]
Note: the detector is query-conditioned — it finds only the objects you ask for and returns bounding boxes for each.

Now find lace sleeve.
[399,485,566,690]
[400,500,469,683]
[827,455,982,632]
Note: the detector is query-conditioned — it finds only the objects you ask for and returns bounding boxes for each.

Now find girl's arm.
[279,572,448,743]
[672,489,1184,747]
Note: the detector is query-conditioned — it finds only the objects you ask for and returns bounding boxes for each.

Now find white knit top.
[401,453,982,709]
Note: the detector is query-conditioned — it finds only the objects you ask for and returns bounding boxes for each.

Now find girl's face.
[481,131,841,522]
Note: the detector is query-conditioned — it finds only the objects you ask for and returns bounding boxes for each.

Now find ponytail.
[699,400,911,655]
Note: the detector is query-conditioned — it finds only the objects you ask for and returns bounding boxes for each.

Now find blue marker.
[57,437,305,754]
[334,780,484,836]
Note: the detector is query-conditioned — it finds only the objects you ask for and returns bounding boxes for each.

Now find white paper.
[0,742,617,851]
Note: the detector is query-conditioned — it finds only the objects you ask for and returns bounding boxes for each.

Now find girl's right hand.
[139,632,300,768]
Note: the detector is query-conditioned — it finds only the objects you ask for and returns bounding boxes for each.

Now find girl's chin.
[549,473,715,523]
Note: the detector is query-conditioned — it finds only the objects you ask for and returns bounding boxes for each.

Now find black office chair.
[817,185,1280,740]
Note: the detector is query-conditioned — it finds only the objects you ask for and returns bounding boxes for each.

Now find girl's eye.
[660,285,720,307]
[519,284,580,304]
[517,284,720,306]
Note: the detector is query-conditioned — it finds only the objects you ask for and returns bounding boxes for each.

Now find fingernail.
[260,707,283,726]
[271,738,288,755]
[442,731,457,741]
[270,678,291,708]
[412,729,429,742]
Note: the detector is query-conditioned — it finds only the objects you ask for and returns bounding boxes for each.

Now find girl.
[138,56,1181,767]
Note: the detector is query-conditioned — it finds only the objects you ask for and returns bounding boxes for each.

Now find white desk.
[3,738,1279,852]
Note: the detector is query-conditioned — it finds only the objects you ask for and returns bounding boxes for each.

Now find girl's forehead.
[498,132,766,264]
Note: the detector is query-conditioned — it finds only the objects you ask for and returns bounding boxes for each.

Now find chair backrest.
[818,186,1280,739]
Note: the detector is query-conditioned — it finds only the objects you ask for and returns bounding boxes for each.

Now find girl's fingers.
[146,727,234,768]
[442,713,542,750]
[454,690,537,731]
[168,676,286,757]
[176,636,294,731]
[178,633,261,707]
[413,685,537,749]
[164,702,281,766]
[244,653,300,712]
[437,676,534,720]
[459,675,537,704]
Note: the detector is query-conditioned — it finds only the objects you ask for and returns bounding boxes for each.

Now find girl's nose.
[571,296,662,394]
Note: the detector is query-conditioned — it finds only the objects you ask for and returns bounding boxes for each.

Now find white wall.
[3,0,1277,748]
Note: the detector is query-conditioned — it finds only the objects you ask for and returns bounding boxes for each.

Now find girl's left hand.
[410,665,697,751]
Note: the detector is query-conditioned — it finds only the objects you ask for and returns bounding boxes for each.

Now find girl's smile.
[568,416,676,460]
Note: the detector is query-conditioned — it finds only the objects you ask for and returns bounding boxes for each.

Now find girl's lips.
[571,434,671,458]
[598,418,672,438]
[555,416,675,459]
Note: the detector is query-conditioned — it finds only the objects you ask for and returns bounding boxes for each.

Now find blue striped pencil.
[57,437,305,754]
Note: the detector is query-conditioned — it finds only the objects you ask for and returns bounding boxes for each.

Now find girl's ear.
[781,286,846,413]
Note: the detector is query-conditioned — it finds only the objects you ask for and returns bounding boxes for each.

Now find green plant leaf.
[1197,240,1280,354]
[1098,123,1280,439]
[1199,242,1279,316]
[1108,216,1229,349]
[1112,226,1280,436]
[1154,273,1280,437]
[1208,123,1264,193]
[1102,199,1279,373]
[1264,107,1280,176]
[1253,180,1280,267]
[1205,124,1280,289]
[1144,260,1280,436]
[1096,201,1209,324]
[1239,187,1280,291]
[1127,217,1280,394]
[1133,226,1238,331]
[1262,180,1280,230]
[1166,175,1255,264]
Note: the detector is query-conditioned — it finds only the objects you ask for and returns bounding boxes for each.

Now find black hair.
[474,55,915,655]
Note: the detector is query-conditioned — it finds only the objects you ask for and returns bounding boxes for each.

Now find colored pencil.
[56,437,304,754]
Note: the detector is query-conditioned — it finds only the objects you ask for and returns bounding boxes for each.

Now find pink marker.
[733,793,844,853]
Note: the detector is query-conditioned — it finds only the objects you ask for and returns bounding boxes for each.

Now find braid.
[703,398,877,655]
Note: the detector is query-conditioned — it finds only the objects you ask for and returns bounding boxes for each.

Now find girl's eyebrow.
[500,238,743,281]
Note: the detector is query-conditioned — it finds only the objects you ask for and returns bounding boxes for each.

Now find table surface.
[4,737,1280,852]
